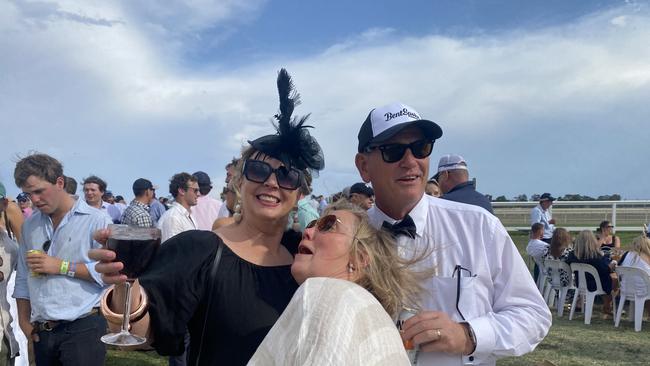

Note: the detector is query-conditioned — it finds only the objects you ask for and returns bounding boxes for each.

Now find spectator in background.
[114,195,127,216]
[13,153,110,365]
[317,195,328,215]
[158,173,199,241]
[217,158,239,219]
[526,223,549,283]
[287,173,319,232]
[348,182,374,210]
[434,154,493,214]
[121,178,156,228]
[149,190,167,224]
[531,193,556,243]
[0,182,21,365]
[566,230,617,316]
[425,178,441,197]
[17,192,33,219]
[596,220,620,255]
[0,182,24,243]
[64,176,77,196]
[192,171,223,230]
[102,191,121,224]
[618,235,650,318]
[212,184,236,230]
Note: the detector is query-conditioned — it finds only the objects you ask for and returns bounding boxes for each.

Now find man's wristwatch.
[460,322,477,355]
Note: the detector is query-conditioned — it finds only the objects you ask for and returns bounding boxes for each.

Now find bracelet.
[67,262,76,277]
[59,261,69,275]
[100,285,149,325]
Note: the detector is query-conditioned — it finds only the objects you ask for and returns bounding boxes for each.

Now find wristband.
[67,262,76,278]
[59,260,69,275]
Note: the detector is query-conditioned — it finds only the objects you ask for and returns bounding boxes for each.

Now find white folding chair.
[569,262,615,324]
[615,266,650,332]
[543,259,575,317]
[533,256,548,294]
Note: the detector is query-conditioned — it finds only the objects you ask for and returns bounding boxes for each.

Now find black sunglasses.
[305,215,341,233]
[366,139,434,163]
[243,159,302,190]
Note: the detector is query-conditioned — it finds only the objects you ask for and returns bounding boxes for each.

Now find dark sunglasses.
[367,139,434,163]
[243,159,302,190]
[306,215,341,233]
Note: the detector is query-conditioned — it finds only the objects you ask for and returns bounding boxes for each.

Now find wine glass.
[101,224,161,346]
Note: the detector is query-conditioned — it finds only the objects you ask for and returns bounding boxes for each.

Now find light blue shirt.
[530,204,555,239]
[13,198,111,322]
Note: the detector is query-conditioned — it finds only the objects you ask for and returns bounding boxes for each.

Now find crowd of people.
[0,69,556,366]
[527,194,650,320]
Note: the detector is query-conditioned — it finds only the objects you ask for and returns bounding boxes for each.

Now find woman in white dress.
[249,200,427,366]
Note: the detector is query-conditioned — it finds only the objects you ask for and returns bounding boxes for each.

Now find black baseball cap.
[193,171,212,188]
[132,178,157,195]
[349,182,374,197]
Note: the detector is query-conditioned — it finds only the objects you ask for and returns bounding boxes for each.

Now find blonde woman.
[619,235,650,297]
[566,230,617,315]
[249,200,427,365]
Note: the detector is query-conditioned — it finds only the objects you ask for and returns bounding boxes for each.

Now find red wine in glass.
[101,224,161,346]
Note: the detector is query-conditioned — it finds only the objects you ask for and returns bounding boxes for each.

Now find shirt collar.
[171,201,192,216]
[131,199,150,210]
[447,181,475,194]
[369,194,428,237]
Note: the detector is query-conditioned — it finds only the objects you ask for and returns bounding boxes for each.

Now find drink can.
[396,307,419,365]
[27,249,45,277]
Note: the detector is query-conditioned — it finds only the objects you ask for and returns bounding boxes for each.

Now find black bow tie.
[382,215,416,239]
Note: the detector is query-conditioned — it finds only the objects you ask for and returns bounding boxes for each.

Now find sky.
[1,0,649,201]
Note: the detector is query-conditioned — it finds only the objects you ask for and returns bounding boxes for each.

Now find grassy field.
[106,230,649,366]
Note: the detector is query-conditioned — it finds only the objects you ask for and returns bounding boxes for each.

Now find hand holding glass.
[100,224,161,346]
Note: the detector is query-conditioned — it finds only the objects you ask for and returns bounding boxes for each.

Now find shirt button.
[469,356,474,362]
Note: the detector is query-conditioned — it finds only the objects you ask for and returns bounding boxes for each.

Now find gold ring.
[436,328,442,340]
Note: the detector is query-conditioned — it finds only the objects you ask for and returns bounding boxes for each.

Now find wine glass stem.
[121,281,133,333]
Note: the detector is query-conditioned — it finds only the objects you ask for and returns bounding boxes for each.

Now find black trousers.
[33,313,106,366]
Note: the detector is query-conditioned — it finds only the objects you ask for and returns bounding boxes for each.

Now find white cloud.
[1,2,649,199]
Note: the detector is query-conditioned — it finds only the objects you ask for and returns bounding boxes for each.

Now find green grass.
[105,230,648,365]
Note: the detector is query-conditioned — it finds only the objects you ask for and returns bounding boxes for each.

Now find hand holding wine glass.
[96,224,161,346]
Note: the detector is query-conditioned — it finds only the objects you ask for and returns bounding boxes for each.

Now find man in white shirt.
[158,173,199,242]
[526,223,549,284]
[354,102,551,365]
[191,171,222,230]
[217,159,238,219]
[530,193,556,242]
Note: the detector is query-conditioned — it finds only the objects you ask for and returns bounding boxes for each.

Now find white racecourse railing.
[492,200,650,232]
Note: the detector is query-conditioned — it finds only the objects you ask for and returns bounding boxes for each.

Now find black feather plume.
[249,68,324,174]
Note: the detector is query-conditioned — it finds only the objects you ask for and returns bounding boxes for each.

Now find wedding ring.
[435,328,442,340]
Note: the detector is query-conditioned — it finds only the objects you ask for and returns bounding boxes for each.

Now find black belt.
[32,308,99,333]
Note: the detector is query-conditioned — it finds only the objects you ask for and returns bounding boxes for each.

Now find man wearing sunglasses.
[158,172,199,242]
[355,102,550,366]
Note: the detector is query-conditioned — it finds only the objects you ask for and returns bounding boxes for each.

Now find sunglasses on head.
[243,159,302,190]
[366,139,434,163]
[305,214,341,233]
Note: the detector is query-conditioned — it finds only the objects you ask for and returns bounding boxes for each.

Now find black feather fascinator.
[249,69,325,174]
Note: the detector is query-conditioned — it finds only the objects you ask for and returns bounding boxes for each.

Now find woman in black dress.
[91,69,325,365]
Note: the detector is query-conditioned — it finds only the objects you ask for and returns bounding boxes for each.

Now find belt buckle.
[41,321,55,332]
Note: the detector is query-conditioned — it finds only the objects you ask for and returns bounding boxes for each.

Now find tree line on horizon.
[487,193,622,202]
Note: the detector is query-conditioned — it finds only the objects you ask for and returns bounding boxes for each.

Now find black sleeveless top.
[139,230,299,365]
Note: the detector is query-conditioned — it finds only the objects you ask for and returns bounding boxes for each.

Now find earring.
[233,201,242,223]
[347,263,355,273]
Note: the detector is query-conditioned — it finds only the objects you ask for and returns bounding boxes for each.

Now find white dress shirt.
[192,195,223,230]
[368,194,551,366]
[158,202,197,241]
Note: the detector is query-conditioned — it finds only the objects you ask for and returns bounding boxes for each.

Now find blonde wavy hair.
[323,200,429,317]
[573,230,601,260]
[630,235,650,260]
